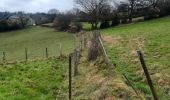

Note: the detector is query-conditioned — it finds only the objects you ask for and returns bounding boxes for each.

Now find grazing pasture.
[102,16,170,98]
[0,26,75,62]
[0,58,68,99]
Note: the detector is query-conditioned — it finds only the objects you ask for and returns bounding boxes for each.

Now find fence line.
[68,32,87,99]
[0,45,75,65]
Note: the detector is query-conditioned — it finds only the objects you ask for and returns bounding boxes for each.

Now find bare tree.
[127,0,144,22]
[75,0,113,29]
[53,13,74,31]
[18,12,29,28]
[124,0,149,22]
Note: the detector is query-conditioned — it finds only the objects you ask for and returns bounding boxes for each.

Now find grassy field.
[102,16,170,99]
[0,26,75,62]
[0,58,68,99]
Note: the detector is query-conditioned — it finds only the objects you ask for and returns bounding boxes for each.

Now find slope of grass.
[0,26,75,62]
[0,58,68,100]
[72,49,143,99]
[102,16,170,99]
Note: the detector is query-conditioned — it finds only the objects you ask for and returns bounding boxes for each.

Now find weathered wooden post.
[2,52,6,63]
[69,53,72,100]
[84,34,87,49]
[25,48,28,62]
[80,34,83,51]
[74,49,78,76]
[137,51,159,100]
[59,43,62,57]
[46,48,48,59]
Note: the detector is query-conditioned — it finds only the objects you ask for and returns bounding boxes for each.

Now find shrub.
[70,22,82,32]
[53,14,73,31]
[111,16,120,27]
[0,20,9,32]
[100,21,110,29]
[121,18,128,24]
[144,7,160,20]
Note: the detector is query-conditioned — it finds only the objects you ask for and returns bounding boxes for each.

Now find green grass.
[102,16,170,99]
[0,26,75,62]
[0,58,68,100]
[82,22,100,31]
[82,22,92,31]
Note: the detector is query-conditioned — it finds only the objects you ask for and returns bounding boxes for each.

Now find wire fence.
[0,43,75,64]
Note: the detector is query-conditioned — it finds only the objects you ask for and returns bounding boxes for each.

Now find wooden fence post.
[137,51,159,100]
[74,49,78,76]
[98,37,110,66]
[60,43,62,57]
[80,34,83,51]
[69,53,72,100]
[25,48,28,62]
[2,52,6,63]
[46,48,48,58]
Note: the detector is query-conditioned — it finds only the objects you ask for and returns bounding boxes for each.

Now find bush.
[111,16,120,27]
[71,22,82,32]
[7,19,22,30]
[144,7,160,20]
[0,20,9,32]
[121,18,128,24]
[100,21,110,29]
[53,14,73,31]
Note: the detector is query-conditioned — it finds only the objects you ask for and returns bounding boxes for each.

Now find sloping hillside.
[72,49,144,99]
[71,33,145,100]
[0,26,75,62]
[102,17,170,99]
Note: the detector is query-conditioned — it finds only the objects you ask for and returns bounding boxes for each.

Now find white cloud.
[0,0,74,13]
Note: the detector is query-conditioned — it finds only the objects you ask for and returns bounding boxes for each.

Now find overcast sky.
[0,0,74,13]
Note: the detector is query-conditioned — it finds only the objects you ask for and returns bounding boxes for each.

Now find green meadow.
[0,26,75,62]
[102,16,170,99]
[0,58,68,100]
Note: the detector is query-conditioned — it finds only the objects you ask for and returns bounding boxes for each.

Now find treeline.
[0,11,56,32]
[74,0,170,29]
[53,0,170,32]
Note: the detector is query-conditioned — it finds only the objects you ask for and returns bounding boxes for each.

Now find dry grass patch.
[72,50,144,99]
[102,35,123,47]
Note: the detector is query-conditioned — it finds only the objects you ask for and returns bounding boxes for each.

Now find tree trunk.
[91,23,95,29]
[91,22,98,29]
[94,22,98,29]
[129,16,132,23]
[129,2,134,23]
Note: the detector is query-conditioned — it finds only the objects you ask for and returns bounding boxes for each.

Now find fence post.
[137,51,159,100]
[2,52,6,63]
[69,53,72,100]
[60,43,62,57]
[98,37,110,66]
[80,34,83,51]
[25,48,28,62]
[46,48,48,59]
[74,49,78,76]
[83,35,86,50]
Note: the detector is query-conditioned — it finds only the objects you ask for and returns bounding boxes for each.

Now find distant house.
[8,15,36,26]
[8,15,20,22]
[28,17,36,26]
